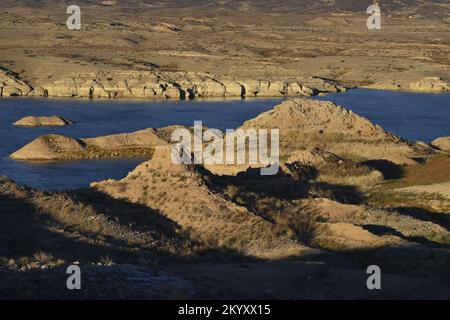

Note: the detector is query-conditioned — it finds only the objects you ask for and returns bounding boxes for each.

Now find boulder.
[431,136,450,152]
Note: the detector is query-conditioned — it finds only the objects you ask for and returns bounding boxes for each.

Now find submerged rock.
[13,115,76,127]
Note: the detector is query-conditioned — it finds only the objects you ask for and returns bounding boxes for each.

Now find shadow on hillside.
[0,190,250,266]
[70,188,259,263]
[361,159,405,180]
[213,166,364,205]
[362,224,450,248]
[0,193,132,263]
[69,188,180,240]
[395,207,450,233]
[2,189,450,299]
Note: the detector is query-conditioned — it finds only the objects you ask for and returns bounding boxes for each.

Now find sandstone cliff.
[409,77,450,92]
[1,66,347,99]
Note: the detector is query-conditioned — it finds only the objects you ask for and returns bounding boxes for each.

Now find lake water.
[0,98,281,190]
[0,89,449,191]
[314,89,450,143]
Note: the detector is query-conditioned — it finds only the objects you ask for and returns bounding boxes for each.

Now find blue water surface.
[314,89,449,143]
[1,89,448,190]
[0,98,281,190]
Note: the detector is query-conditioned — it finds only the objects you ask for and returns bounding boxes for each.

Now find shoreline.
[2,86,450,102]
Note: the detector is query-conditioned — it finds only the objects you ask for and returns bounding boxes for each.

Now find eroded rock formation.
[1,66,347,99]
[409,77,450,92]
[0,67,33,97]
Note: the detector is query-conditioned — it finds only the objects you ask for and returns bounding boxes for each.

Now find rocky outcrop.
[0,67,33,97]
[23,71,347,99]
[431,136,450,152]
[368,76,450,92]
[409,77,450,92]
[286,148,344,168]
[239,98,432,164]
[152,23,182,33]
[13,116,76,127]
[10,128,169,161]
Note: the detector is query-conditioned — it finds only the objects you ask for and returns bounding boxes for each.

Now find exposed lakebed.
[0,89,449,190]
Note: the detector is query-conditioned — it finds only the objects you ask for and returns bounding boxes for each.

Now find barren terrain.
[0,1,450,98]
[1,0,450,300]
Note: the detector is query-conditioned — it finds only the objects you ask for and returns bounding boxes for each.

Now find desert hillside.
[1,0,450,301]
[0,1,449,98]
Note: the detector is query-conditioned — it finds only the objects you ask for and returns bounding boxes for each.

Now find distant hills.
[3,0,450,16]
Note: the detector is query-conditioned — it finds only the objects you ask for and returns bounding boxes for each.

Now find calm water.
[314,89,450,143]
[0,98,281,190]
[0,89,449,190]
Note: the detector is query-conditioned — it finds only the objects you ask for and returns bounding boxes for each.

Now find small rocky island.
[13,115,76,127]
